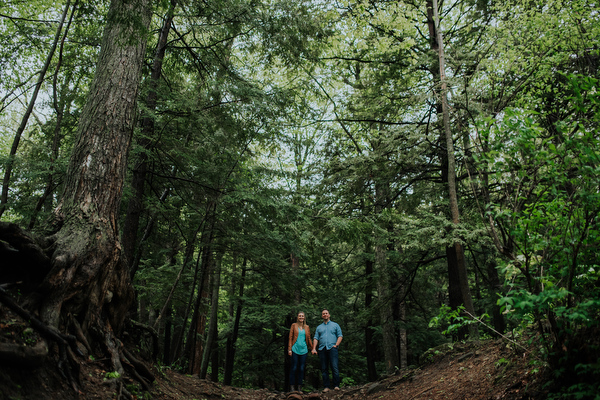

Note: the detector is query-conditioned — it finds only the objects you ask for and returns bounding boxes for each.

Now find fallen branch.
[462,310,531,354]
[407,386,434,400]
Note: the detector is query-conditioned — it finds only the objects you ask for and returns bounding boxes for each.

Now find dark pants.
[289,352,308,386]
[318,347,339,389]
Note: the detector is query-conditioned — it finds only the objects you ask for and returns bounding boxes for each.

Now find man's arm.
[312,339,319,354]
[333,324,343,348]
[334,336,342,348]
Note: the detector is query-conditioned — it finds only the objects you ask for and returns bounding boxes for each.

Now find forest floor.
[0,303,548,400]
[146,338,548,400]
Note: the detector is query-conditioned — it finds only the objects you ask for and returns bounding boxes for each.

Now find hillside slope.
[0,304,546,400]
[147,339,546,400]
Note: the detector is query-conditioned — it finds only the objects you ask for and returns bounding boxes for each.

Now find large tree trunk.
[39,0,152,338]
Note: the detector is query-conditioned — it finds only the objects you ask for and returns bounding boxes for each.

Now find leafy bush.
[479,75,600,399]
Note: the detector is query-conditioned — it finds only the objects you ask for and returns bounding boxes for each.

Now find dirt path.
[148,340,545,400]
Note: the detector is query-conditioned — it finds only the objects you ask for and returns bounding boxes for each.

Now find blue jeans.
[289,352,308,386]
[318,347,339,388]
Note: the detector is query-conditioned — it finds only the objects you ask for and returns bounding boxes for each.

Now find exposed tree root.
[0,222,51,291]
[0,340,48,366]
[0,223,156,397]
[123,347,155,383]
[121,351,151,391]
[90,319,156,396]
[69,312,93,354]
[0,286,82,390]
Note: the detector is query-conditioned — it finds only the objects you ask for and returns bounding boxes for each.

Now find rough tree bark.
[39,0,152,344]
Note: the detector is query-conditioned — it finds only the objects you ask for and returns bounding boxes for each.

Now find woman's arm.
[288,323,295,355]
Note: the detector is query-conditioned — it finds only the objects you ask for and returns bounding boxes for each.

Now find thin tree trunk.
[431,0,478,340]
[223,260,246,385]
[210,319,219,382]
[189,249,211,375]
[487,258,506,334]
[200,251,222,379]
[122,0,177,270]
[171,234,204,364]
[291,254,301,303]
[129,186,171,279]
[153,222,203,330]
[28,1,79,230]
[397,298,407,369]
[163,315,172,364]
[364,252,378,381]
[376,245,399,375]
[186,202,217,374]
[0,1,72,218]
[374,180,400,375]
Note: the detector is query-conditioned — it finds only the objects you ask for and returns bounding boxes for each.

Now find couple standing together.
[287,309,343,393]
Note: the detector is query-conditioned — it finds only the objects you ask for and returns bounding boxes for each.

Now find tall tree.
[38,0,152,367]
[430,0,478,339]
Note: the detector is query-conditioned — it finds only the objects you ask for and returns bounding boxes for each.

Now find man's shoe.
[323,388,330,392]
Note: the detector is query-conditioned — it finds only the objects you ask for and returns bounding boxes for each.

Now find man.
[311,309,343,392]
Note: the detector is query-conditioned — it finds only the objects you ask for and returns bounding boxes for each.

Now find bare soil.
[0,305,547,400]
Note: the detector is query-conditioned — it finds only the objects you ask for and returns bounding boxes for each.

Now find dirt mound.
[149,339,546,400]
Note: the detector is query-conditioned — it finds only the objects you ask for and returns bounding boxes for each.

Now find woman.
[288,311,313,392]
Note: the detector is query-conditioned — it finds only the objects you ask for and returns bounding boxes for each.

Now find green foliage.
[104,371,121,380]
[2,0,600,393]
[480,74,600,398]
[429,305,484,337]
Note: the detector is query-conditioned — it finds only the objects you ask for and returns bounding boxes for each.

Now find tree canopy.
[1,0,599,398]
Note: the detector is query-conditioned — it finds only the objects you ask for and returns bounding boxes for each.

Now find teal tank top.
[292,328,308,355]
